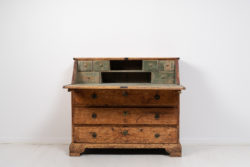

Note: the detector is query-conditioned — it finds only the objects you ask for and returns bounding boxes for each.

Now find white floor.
[0,144,250,167]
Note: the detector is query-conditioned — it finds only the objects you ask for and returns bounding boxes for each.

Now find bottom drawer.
[74,126,177,144]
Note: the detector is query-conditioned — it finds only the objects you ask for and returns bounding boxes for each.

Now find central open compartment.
[101,72,151,83]
[110,60,142,70]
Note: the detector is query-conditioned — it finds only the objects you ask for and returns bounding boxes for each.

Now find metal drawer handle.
[92,113,97,119]
[122,130,128,136]
[91,93,97,99]
[92,132,97,138]
[154,94,160,100]
[155,133,160,138]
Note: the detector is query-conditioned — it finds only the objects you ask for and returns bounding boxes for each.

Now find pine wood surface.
[72,89,179,107]
[69,143,181,157]
[73,126,177,144]
[64,58,184,157]
[73,107,178,125]
[64,83,185,90]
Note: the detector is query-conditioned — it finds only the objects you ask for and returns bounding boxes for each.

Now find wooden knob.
[92,132,97,138]
[92,113,97,119]
[123,111,128,116]
[155,113,160,119]
[154,94,160,100]
[122,91,128,97]
[155,133,160,138]
[122,130,128,136]
[91,93,97,99]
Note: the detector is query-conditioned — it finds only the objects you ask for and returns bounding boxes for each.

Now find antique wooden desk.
[63,57,185,156]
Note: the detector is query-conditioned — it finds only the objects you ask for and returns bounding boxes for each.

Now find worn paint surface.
[159,60,175,72]
[143,60,158,71]
[75,60,176,84]
[93,60,110,71]
[152,72,176,84]
[78,61,92,72]
[76,72,100,83]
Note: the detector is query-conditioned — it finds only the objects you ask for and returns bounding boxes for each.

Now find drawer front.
[73,108,178,125]
[72,90,179,107]
[152,72,176,84]
[93,60,110,71]
[76,72,100,83]
[78,61,92,72]
[159,60,175,72]
[143,60,158,72]
[74,126,177,144]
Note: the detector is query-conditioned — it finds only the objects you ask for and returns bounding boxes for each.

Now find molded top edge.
[73,57,180,61]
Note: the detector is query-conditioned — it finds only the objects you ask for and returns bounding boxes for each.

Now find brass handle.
[91,93,97,99]
[155,133,160,138]
[155,113,160,119]
[92,132,97,138]
[122,130,128,136]
[92,113,97,119]
[122,91,128,97]
[154,94,160,100]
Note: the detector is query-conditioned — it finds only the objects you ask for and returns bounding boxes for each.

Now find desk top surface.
[64,83,185,90]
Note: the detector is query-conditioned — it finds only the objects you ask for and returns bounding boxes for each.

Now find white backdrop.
[0,0,250,144]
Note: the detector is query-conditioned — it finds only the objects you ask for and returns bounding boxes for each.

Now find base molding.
[69,143,182,157]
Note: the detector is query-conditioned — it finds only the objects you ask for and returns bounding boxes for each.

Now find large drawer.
[73,126,177,144]
[73,107,178,125]
[72,89,179,107]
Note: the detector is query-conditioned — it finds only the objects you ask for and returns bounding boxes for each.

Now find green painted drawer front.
[76,72,100,83]
[78,61,92,72]
[159,60,175,72]
[152,72,175,84]
[93,60,110,71]
[143,60,158,71]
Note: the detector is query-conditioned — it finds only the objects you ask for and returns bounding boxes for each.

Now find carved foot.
[69,143,85,156]
[165,144,182,157]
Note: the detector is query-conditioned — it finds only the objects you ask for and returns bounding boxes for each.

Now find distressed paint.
[159,60,175,72]
[93,60,110,71]
[143,60,158,71]
[76,72,100,83]
[152,72,176,84]
[77,61,92,72]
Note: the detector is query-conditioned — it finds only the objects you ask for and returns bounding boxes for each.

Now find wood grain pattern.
[65,57,184,157]
[73,126,177,144]
[73,107,178,125]
[64,84,185,90]
[72,89,179,107]
[69,143,181,157]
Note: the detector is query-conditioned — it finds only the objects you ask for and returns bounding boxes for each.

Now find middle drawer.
[73,107,178,125]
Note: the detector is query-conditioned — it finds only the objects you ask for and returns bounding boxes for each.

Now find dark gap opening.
[82,148,168,155]
[101,72,151,83]
[110,60,142,70]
